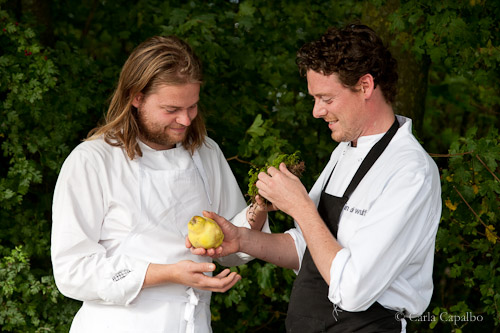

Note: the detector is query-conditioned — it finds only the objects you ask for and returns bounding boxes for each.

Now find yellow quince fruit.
[187,216,224,249]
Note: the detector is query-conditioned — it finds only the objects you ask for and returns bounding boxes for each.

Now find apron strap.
[343,117,399,198]
[184,287,199,333]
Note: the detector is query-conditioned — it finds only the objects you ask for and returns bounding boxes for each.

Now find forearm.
[254,163,341,280]
[143,263,175,288]
[238,228,299,270]
[291,201,342,284]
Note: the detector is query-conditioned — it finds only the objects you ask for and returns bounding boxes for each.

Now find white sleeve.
[284,226,306,274]
[51,149,149,305]
[328,166,440,311]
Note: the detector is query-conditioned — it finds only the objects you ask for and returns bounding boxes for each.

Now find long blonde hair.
[87,35,206,159]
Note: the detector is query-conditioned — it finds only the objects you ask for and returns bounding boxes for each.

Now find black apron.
[286,119,402,333]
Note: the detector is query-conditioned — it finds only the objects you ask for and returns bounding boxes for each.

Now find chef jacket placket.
[286,119,402,333]
[115,146,213,333]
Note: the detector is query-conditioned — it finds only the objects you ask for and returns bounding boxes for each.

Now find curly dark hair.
[296,24,398,104]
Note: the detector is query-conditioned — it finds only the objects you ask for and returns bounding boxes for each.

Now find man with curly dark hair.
[192,24,442,332]
[296,24,399,104]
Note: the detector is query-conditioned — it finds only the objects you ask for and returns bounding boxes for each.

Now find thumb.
[203,211,229,228]
[279,162,296,178]
[195,262,216,273]
[185,235,192,248]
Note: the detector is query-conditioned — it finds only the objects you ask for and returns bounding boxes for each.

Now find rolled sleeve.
[328,248,351,305]
[285,227,306,274]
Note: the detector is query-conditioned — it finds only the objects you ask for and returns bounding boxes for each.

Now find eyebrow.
[160,101,199,109]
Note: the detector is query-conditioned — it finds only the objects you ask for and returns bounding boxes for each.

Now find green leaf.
[246,114,266,137]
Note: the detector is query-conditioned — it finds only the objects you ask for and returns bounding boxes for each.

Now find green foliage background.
[0,0,498,332]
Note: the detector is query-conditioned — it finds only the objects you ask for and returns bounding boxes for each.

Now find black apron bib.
[286,119,401,333]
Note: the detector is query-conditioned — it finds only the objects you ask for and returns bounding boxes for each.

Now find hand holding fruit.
[186,211,241,258]
[188,215,224,249]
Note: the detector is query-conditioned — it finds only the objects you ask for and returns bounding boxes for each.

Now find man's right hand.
[187,210,301,272]
[186,211,241,258]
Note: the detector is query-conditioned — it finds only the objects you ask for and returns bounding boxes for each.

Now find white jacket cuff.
[328,247,351,306]
[96,258,150,305]
[284,228,306,275]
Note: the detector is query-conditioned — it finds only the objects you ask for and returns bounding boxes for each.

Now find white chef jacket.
[51,136,267,333]
[286,116,442,319]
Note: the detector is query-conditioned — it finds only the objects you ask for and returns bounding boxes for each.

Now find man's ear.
[358,74,374,98]
[131,92,144,108]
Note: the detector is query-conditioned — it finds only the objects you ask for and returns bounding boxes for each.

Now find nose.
[312,100,327,119]
[176,109,193,126]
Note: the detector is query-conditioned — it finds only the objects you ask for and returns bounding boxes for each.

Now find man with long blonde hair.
[51,35,269,333]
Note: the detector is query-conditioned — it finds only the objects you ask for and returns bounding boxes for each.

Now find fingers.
[257,164,296,191]
[205,247,223,256]
[198,211,240,257]
[250,195,267,212]
[279,162,296,178]
[195,266,241,292]
[187,236,209,256]
[203,211,226,227]
[173,261,241,293]
[207,269,241,292]
[214,268,233,278]
[250,194,278,215]
[189,244,222,257]
[255,194,278,212]
[187,236,207,255]
[266,166,279,177]
[203,210,216,219]
[265,163,297,179]
[254,194,266,206]
[198,262,216,273]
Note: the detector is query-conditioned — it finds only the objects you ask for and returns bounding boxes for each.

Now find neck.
[139,136,176,151]
[351,94,395,147]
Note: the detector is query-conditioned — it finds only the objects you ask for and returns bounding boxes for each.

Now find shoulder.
[197,136,224,158]
[200,136,221,152]
[64,137,128,169]
[386,117,439,181]
[194,136,232,175]
[74,137,113,154]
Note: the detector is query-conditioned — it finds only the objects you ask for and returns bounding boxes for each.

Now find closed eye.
[311,96,333,104]
[163,103,197,113]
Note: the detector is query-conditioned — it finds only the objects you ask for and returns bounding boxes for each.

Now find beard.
[136,108,187,148]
